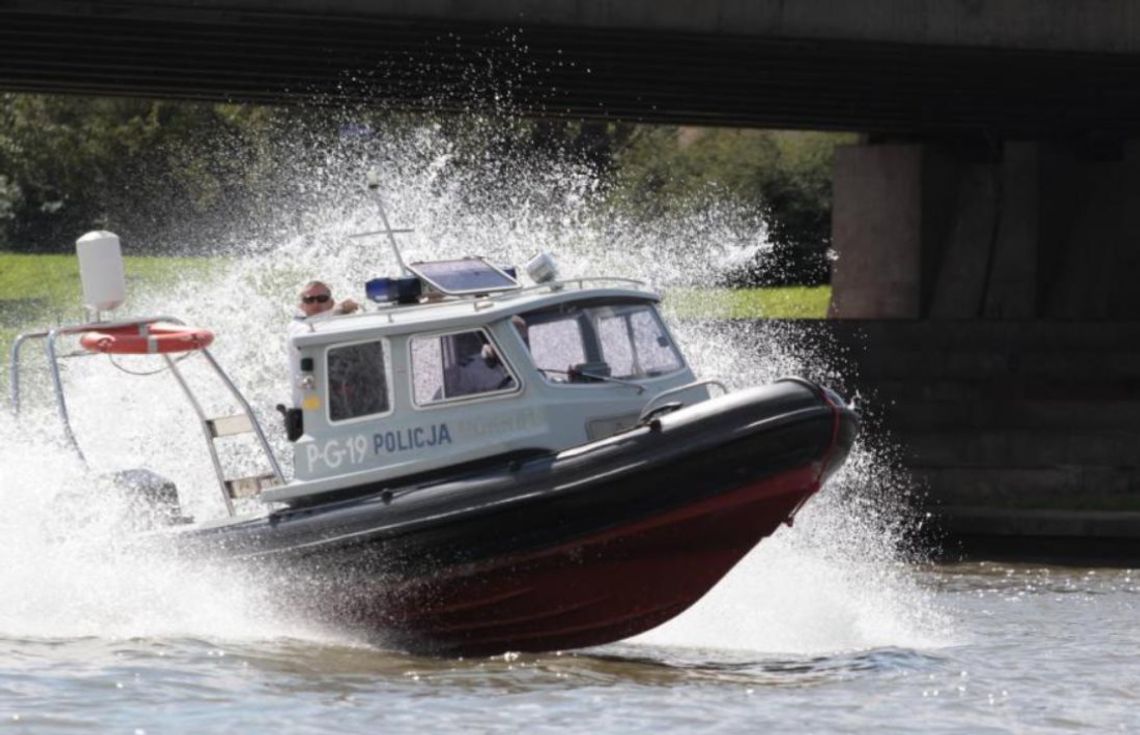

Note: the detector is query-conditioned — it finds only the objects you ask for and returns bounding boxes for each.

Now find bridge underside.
[3,4,1140,136]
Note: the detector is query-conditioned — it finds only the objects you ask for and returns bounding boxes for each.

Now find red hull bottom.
[342,465,821,655]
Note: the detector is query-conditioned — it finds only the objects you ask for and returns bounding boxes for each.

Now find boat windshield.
[518,300,684,383]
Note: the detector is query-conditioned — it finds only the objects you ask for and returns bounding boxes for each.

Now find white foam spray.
[0,114,948,653]
[624,317,951,656]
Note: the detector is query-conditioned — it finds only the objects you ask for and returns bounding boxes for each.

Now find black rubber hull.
[163,378,858,655]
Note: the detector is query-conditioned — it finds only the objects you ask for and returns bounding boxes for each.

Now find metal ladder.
[8,316,285,517]
[161,349,285,516]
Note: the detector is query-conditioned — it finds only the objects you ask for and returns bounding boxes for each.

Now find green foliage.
[0,93,852,286]
[608,127,855,285]
[0,94,293,252]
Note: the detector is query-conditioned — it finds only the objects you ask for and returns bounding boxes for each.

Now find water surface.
[2,562,1136,733]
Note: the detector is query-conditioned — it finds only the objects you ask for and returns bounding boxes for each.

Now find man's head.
[299,280,334,317]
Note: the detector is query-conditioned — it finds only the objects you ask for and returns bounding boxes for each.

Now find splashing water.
[0,115,949,655]
[631,321,950,655]
[0,417,314,642]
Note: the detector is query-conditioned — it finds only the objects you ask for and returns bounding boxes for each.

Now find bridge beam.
[5,2,1140,133]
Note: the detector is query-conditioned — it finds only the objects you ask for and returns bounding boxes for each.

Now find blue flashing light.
[365,278,391,302]
[366,276,422,304]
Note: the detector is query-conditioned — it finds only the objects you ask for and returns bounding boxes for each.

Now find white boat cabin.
[267,259,712,504]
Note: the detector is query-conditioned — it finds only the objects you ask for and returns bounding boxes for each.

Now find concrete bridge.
[5,0,1140,558]
[3,0,1140,135]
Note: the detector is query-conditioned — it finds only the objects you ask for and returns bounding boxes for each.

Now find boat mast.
[365,169,412,276]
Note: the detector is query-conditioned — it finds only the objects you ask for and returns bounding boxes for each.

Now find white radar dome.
[526,251,559,284]
[76,231,126,312]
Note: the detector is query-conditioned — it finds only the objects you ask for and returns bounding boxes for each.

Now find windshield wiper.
[536,366,645,394]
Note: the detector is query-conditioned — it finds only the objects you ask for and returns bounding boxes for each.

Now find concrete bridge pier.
[830,138,1140,321]
[826,139,1140,561]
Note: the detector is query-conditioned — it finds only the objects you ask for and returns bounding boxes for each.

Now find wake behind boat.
[8,190,857,655]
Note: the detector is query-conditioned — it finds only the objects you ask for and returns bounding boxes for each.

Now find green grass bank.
[663,286,831,320]
[0,251,221,358]
[0,251,831,360]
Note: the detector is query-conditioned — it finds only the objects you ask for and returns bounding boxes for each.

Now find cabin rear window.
[411,329,519,405]
[326,340,390,422]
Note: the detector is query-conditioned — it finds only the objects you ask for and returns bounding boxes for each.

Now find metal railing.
[8,316,284,515]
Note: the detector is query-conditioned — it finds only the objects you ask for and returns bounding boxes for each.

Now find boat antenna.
[354,168,412,275]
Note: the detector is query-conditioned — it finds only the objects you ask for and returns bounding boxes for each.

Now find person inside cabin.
[475,315,529,377]
[296,280,359,320]
[448,343,511,396]
[438,317,529,398]
[482,316,529,364]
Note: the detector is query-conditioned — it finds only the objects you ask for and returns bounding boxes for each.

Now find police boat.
[9,220,857,656]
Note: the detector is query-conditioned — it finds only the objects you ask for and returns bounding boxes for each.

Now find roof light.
[366,276,422,304]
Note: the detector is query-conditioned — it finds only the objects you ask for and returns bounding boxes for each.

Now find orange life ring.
[80,324,215,355]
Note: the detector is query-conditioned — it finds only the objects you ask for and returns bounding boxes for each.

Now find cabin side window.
[411,329,518,405]
[327,340,390,422]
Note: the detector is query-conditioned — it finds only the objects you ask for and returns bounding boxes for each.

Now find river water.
[2,559,1136,733]
[4,125,1137,732]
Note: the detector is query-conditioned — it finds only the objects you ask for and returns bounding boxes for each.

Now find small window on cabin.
[412,329,518,405]
[327,340,390,422]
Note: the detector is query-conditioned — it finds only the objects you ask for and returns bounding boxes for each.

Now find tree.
[607,126,854,285]
[0,94,287,252]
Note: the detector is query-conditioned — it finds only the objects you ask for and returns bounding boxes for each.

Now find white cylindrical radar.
[525,252,559,284]
[76,231,126,312]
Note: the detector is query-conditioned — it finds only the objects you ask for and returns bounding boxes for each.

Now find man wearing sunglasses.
[298,280,359,318]
[284,281,361,423]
